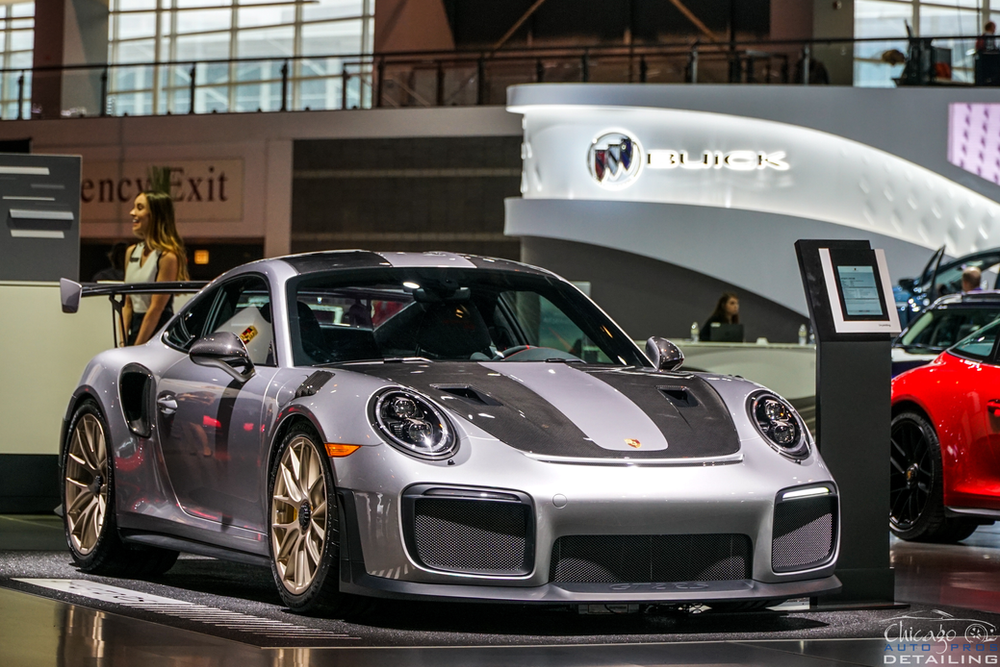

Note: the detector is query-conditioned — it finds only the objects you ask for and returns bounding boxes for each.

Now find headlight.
[372,389,456,459]
[747,391,809,460]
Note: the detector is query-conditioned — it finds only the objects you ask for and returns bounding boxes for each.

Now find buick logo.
[588,132,642,188]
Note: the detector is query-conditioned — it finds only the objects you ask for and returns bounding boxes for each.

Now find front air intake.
[771,493,838,573]
[549,534,752,584]
[403,486,533,576]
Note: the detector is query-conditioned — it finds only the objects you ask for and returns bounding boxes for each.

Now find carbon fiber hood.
[347,361,740,460]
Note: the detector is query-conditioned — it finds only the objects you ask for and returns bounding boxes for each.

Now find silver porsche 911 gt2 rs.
[60,251,840,614]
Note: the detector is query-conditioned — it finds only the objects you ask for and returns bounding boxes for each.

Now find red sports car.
[890,319,1000,542]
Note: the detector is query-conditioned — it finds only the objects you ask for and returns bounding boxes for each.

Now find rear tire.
[268,424,368,615]
[62,400,178,576]
[889,411,977,543]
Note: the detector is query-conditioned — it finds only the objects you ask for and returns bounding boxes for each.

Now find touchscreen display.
[836,265,884,317]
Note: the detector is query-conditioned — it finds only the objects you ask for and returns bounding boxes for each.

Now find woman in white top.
[122,190,189,346]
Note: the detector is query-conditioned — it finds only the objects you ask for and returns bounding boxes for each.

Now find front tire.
[269,424,360,615]
[62,400,177,575]
[889,411,977,543]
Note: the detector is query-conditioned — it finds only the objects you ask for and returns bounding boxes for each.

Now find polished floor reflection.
[892,522,1000,614]
[3,514,1000,666]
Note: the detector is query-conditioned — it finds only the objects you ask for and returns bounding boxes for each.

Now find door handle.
[157,395,178,415]
[987,400,1000,416]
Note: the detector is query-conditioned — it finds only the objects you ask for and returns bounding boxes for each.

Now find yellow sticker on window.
[240,325,258,343]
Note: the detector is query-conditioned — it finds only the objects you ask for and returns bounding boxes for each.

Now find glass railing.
[1,34,991,120]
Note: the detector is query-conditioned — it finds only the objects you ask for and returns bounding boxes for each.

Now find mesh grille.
[412,498,529,574]
[549,534,752,583]
[772,496,836,572]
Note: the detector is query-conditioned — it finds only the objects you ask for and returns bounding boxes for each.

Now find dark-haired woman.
[122,191,189,346]
[700,292,740,341]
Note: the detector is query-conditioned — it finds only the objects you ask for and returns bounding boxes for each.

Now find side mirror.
[645,336,684,372]
[190,332,255,383]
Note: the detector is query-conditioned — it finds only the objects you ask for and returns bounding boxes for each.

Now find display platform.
[0,518,997,648]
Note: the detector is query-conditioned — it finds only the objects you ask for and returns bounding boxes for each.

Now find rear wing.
[60,278,209,348]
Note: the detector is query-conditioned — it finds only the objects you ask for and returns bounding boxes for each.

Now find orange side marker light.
[325,443,361,457]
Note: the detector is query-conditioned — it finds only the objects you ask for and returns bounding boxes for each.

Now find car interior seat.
[415,302,493,359]
[296,301,329,362]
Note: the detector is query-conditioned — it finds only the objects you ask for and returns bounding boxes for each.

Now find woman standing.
[122,191,188,346]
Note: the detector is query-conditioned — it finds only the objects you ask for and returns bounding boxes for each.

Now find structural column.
[32,0,109,119]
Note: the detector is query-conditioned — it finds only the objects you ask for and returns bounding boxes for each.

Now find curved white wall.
[510,101,1000,259]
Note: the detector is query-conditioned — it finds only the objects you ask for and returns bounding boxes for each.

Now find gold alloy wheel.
[64,413,109,555]
[271,435,329,595]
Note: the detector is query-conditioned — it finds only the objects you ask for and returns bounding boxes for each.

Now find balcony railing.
[0,33,987,120]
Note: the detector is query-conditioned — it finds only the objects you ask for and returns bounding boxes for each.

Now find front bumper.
[340,567,842,604]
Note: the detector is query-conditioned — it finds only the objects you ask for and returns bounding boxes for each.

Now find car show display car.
[895,246,1000,325]
[59,251,841,614]
[891,320,1000,543]
[891,291,1000,376]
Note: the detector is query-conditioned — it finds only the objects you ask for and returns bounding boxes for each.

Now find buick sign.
[588,132,642,188]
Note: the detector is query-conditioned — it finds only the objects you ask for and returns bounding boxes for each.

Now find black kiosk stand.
[795,240,901,605]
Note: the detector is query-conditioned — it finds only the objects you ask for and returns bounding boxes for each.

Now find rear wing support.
[59,278,209,349]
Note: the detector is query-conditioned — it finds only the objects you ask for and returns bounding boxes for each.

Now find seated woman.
[701,292,740,342]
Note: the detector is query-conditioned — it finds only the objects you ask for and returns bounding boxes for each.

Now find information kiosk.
[795,239,901,605]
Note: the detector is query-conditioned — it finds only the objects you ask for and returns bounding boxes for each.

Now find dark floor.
[2,514,1000,666]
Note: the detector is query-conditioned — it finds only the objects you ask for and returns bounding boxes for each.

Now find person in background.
[962,266,983,292]
[977,22,997,54]
[701,292,740,341]
[91,241,128,282]
[122,191,189,346]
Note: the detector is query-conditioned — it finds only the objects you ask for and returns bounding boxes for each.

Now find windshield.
[948,318,1000,362]
[898,306,1000,351]
[287,268,649,367]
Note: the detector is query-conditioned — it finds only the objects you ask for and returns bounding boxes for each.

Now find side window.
[951,321,1000,363]
[205,275,275,367]
[164,289,217,352]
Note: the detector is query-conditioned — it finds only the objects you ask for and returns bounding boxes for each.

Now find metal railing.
[0,33,987,120]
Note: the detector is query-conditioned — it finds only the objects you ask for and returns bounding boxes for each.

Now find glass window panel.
[8,51,32,69]
[177,8,232,33]
[920,6,978,37]
[195,85,230,112]
[116,0,158,10]
[197,61,231,85]
[237,6,293,28]
[853,60,902,88]
[11,3,34,18]
[922,0,981,9]
[117,12,156,40]
[302,0,363,23]
[176,32,230,60]
[236,25,294,57]
[11,18,33,29]
[296,76,341,111]
[301,20,361,56]
[10,29,31,51]
[234,81,281,112]
[236,59,283,81]
[0,33,5,51]
[920,7,978,79]
[178,0,231,7]
[0,6,6,19]
[116,39,156,63]
[298,57,341,77]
